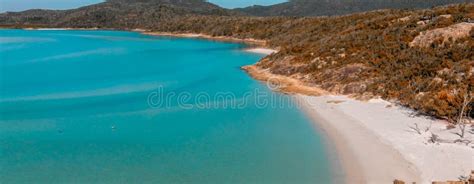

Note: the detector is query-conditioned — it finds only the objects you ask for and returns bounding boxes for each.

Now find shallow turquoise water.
[0,30,333,183]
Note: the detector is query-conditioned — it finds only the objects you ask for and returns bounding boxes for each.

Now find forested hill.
[0,0,236,28]
[1,0,471,26]
[238,0,472,17]
[104,0,227,13]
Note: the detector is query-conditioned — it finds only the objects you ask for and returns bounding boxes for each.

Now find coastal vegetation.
[0,1,472,122]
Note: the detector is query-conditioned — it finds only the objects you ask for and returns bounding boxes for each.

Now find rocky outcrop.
[410,22,474,48]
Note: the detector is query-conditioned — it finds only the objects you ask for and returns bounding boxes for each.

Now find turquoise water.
[0,30,333,183]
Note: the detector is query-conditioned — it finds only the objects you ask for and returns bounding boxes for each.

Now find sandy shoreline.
[143,32,269,47]
[243,48,277,55]
[296,95,422,183]
[144,32,279,56]
[242,65,473,183]
[242,65,420,183]
[296,95,473,183]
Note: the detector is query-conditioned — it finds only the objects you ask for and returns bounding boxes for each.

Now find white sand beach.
[243,48,277,55]
[144,32,268,46]
[296,95,473,183]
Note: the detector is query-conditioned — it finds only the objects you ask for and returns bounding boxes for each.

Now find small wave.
[0,37,56,44]
[0,44,25,52]
[0,119,57,132]
[141,46,236,54]
[58,34,158,42]
[0,82,167,103]
[28,48,126,63]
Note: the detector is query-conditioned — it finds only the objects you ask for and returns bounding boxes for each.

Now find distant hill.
[0,0,236,28]
[237,0,472,17]
[2,0,471,28]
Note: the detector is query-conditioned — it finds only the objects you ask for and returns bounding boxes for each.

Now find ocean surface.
[0,30,334,183]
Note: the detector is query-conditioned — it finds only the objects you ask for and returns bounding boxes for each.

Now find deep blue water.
[0,30,334,183]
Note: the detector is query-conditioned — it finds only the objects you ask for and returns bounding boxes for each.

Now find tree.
[455,93,473,139]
